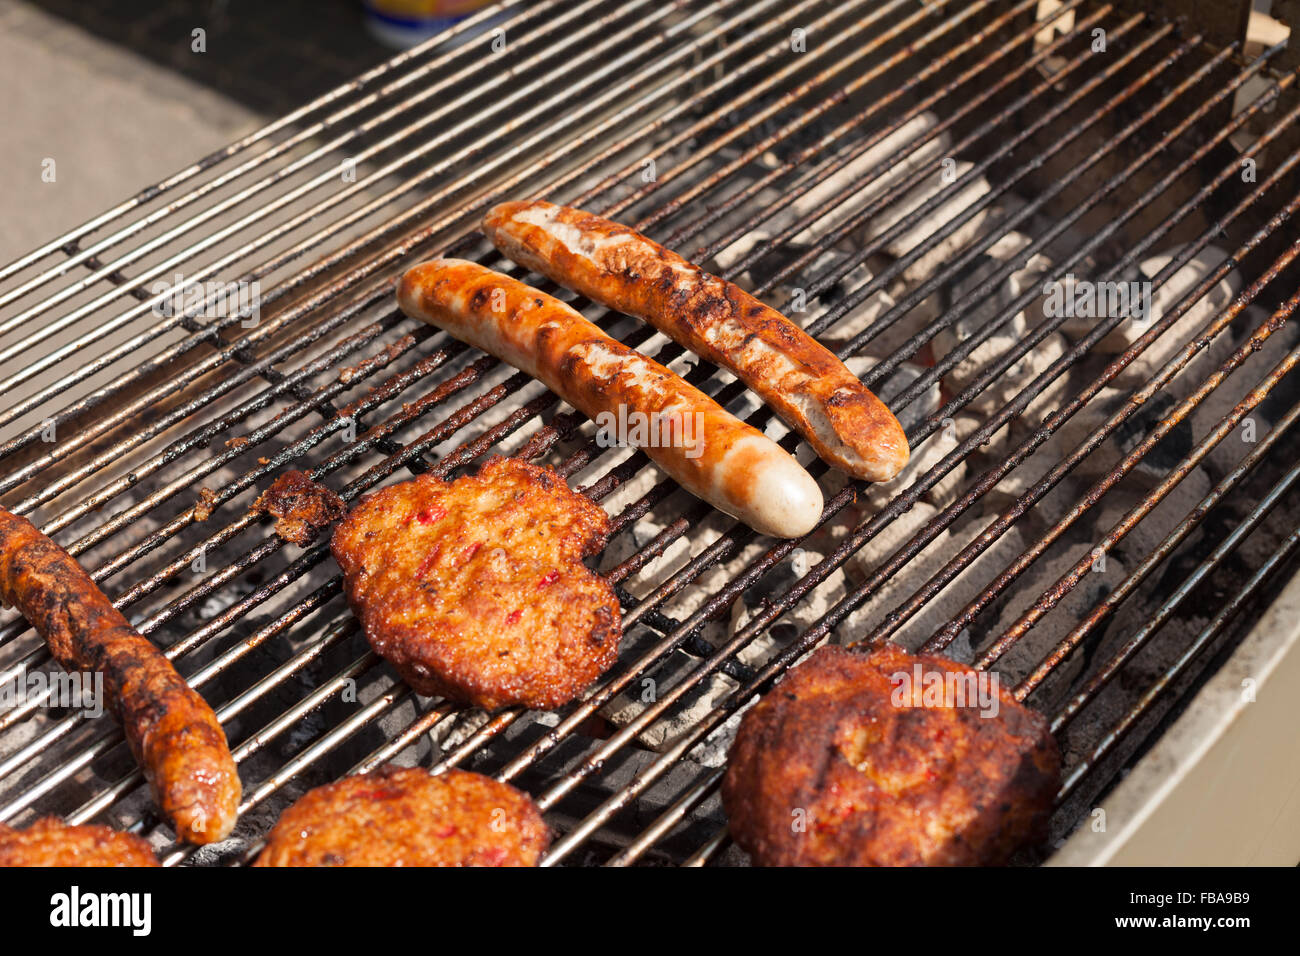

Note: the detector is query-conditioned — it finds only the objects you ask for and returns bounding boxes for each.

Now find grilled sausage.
[396,259,824,538]
[0,509,240,845]
[483,200,910,482]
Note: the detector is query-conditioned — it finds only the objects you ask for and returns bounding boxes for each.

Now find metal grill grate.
[1,0,1298,866]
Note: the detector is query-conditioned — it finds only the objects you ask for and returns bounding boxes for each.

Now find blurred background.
[1,0,497,261]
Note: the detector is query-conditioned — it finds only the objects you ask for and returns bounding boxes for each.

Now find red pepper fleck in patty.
[416,544,443,579]
[414,504,447,525]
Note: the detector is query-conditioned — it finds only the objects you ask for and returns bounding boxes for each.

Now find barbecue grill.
[2,0,1298,866]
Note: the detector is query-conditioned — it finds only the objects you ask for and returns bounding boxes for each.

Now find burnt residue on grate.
[0,0,1298,867]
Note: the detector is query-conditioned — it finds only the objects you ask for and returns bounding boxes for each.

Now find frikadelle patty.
[722,644,1060,866]
[254,766,548,867]
[0,818,158,867]
[331,456,621,711]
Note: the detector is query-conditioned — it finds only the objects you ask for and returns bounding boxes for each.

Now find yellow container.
[363,0,499,49]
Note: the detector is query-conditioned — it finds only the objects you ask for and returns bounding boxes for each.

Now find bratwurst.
[483,200,909,482]
[396,258,823,539]
[0,509,240,845]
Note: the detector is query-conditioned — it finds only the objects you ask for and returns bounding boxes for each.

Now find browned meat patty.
[252,470,346,546]
[0,818,159,867]
[254,766,548,867]
[722,643,1060,866]
[331,455,621,710]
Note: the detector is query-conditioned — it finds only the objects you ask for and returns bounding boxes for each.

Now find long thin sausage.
[396,259,824,538]
[0,510,240,844]
[483,200,910,482]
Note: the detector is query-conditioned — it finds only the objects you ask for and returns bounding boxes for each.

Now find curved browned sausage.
[0,509,240,844]
[483,200,910,482]
[396,259,824,538]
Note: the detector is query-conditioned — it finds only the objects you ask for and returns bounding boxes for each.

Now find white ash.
[626,548,850,756]
[600,535,848,752]
[864,159,993,285]
[686,708,746,769]
[708,228,776,293]
[781,111,950,251]
[818,277,897,344]
[710,112,947,297]
[955,408,1017,460]
[940,328,1073,421]
[943,245,1055,337]
[984,224,1035,263]
[859,429,968,512]
[729,549,847,667]
[841,499,940,593]
[1076,245,1241,378]
[601,661,737,753]
[427,707,493,762]
[596,465,701,598]
[833,288,943,364]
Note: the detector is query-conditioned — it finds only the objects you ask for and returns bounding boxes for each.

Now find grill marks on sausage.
[395,258,823,538]
[483,200,910,482]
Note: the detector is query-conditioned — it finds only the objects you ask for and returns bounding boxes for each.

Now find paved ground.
[0,0,397,264]
[0,0,262,263]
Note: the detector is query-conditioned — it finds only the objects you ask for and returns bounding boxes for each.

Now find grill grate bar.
[1060,494,1300,798]
[0,0,707,406]
[0,1,587,319]
[705,0,1108,279]
[1051,397,1300,737]
[530,75,1300,862]
[0,0,999,666]
[863,73,1300,654]
[938,179,1300,663]
[1007,310,1300,688]
[0,7,1196,806]
[0,0,530,286]
[0,0,1296,867]
[612,0,1009,229]
[0,0,856,480]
